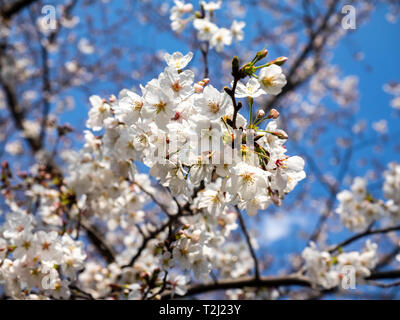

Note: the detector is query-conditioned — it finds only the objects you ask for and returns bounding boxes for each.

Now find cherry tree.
[0,0,400,300]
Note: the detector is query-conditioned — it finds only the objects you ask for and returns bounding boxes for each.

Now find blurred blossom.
[22,90,38,102]
[78,38,95,55]
[372,119,388,134]
[65,60,79,73]
[384,82,400,110]
[354,51,365,61]
[5,141,23,156]
[336,137,351,148]
[352,120,367,134]
[60,15,80,29]
[21,120,40,139]
[56,96,75,112]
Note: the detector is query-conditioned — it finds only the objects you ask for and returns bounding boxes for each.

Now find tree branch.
[328,225,400,253]
[81,219,117,264]
[0,0,38,20]
[235,206,260,279]
[162,269,400,299]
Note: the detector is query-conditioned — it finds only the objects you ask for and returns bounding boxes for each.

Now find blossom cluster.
[0,46,305,298]
[170,1,245,52]
[304,162,400,289]
[335,177,384,231]
[83,50,304,217]
[336,162,400,231]
[383,162,400,211]
[302,240,378,289]
[383,82,400,110]
[0,203,86,299]
[59,49,305,289]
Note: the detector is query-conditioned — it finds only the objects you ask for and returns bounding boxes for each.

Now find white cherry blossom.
[258,64,287,95]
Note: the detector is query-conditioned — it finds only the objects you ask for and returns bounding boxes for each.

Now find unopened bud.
[232,56,240,76]
[268,108,280,119]
[194,83,203,93]
[224,86,232,95]
[269,56,288,66]
[194,78,210,93]
[256,109,265,119]
[253,49,268,64]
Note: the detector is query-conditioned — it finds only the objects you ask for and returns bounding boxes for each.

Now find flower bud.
[194,83,203,93]
[224,86,232,95]
[256,109,265,119]
[269,56,288,66]
[268,108,280,119]
[232,56,240,76]
[253,49,268,64]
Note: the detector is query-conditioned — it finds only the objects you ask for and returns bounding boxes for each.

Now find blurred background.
[1,0,400,299]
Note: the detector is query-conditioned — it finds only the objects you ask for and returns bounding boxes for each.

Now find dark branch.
[235,206,260,279]
[162,269,400,299]
[81,220,117,264]
[0,0,38,20]
[328,225,400,253]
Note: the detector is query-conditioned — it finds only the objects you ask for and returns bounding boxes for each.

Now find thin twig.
[328,225,400,253]
[235,206,260,280]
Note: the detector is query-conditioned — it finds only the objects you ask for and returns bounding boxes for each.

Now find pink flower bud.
[194,83,203,93]
[268,108,280,119]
